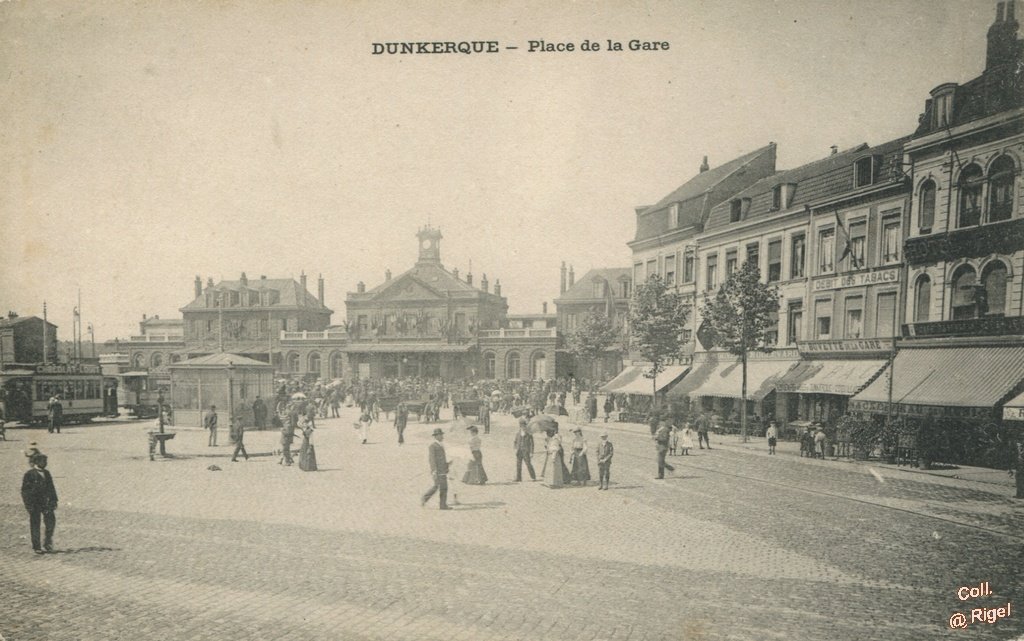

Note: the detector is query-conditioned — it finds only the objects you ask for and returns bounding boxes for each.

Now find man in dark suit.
[695,412,711,450]
[204,404,218,446]
[21,453,58,553]
[394,403,409,445]
[653,422,675,479]
[514,417,536,482]
[252,396,267,429]
[421,428,451,510]
[596,432,614,489]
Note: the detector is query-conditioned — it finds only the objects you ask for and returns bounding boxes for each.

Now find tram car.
[0,362,116,426]
[116,370,169,418]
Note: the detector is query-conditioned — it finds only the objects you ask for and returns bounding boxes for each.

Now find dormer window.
[670,203,680,227]
[771,184,795,210]
[730,198,751,222]
[930,83,956,130]
[854,156,880,188]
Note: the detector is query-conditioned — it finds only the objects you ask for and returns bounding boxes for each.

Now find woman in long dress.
[299,424,318,471]
[543,427,567,488]
[462,425,488,485]
[569,428,591,485]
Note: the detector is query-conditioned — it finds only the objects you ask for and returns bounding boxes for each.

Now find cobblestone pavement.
[1,407,1022,641]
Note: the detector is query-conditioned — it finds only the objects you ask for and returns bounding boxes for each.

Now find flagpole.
[42,301,48,363]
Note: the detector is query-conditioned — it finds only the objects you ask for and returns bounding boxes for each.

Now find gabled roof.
[556,268,632,302]
[704,137,908,232]
[355,262,504,303]
[0,315,56,328]
[168,352,273,368]
[180,278,327,311]
[633,143,777,242]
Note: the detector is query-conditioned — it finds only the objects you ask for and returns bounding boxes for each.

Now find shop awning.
[601,365,689,396]
[1002,389,1024,421]
[775,359,887,396]
[850,345,1024,415]
[667,356,799,401]
[341,343,472,353]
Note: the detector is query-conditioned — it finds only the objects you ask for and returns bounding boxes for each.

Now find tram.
[116,370,169,418]
[0,362,116,425]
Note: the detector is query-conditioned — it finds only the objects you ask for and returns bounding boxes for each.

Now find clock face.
[421,239,431,249]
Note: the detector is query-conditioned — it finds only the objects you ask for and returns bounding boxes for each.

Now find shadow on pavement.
[450,501,506,510]
[50,546,119,555]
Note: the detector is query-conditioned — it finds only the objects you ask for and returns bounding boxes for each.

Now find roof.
[704,137,908,232]
[168,353,274,368]
[364,262,482,297]
[556,268,632,302]
[851,345,1024,409]
[668,355,799,401]
[0,315,57,328]
[633,143,777,242]
[181,278,327,311]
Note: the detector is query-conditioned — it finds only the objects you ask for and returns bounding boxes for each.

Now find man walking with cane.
[421,428,451,510]
[514,417,536,482]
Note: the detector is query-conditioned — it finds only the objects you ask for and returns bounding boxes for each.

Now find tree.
[566,310,622,380]
[700,260,780,442]
[628,274,690,409]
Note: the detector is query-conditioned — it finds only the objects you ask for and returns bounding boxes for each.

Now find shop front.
[600,364,689,421]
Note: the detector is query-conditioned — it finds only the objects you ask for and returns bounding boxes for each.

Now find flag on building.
[834,210,862,269]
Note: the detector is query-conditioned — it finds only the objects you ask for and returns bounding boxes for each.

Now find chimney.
[194,275,202,299]
[568,265,575,288]
[357,281,366,293]
[300,271,307,292]
[318,274,325,306]
[466,271,473,286]
[207,277,214,288]
[542,302,548,314]
[142,313,147,320]
[987,0,1019,70]
[260,275,267,282]
[560,261,567,294]
[481,273,489,293]
[699,155,709,173]
[830,145,838,155]
[385,269,392,282]
[494,279,501,296]
[240,272,248,287]
[452,267,460,280]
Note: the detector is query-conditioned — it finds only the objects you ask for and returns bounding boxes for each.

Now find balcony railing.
[478,328,557,339]
[280,330,349,341]
[902,316,1024,339]
[128,335,184,342]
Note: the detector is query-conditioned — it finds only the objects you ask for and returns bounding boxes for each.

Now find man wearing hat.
[421,428,452,509]
[765,420,779,455]
[596,432,614,490]
[514,417,536,482]
[653,421,675,479]
[204,404,218,447]
[22,453,58,553]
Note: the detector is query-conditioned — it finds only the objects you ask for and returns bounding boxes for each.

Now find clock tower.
[416,225,443,265]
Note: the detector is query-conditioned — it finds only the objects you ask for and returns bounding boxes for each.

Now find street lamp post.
[227,361,236,445]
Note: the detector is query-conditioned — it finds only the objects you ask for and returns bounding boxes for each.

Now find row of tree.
[566,261,779,442]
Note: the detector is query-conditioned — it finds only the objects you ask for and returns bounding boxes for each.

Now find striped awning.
[601,365,689,396]
[667,356,799,401]
[775,359,888,396]
[850,345,1024,415]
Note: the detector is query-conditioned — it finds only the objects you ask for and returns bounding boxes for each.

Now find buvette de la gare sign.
[371,40,670,55]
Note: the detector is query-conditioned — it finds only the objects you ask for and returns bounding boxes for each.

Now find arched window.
[531,352,547,381]
[506,351,521,380]
[151,353,164,369]
[330,353,344,379]
[957,165,984,227]
[132,353,145,369]
[951,265,978,320]
[919,180,936,231]
[287,353,300,373]
[483,352,496,379]
[308,352,321,376]
[982,261,1008,316]
[914,275,931,322]
[989,156,1016,222]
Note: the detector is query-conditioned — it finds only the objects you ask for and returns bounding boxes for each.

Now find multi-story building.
[0,313,58,366]
[553,263,631,381]
[669,137,910,429]
[851,0,1024,425]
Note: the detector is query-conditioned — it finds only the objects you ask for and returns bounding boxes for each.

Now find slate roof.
[180,278,326,311]
[704,137,909,232]
[365,262,479,296]
[633,143,777,242]
[168,352,273,368]
[0,315,56,328]
[556,268,632,302]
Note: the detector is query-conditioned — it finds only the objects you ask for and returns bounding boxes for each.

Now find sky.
[0,0,999,341]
